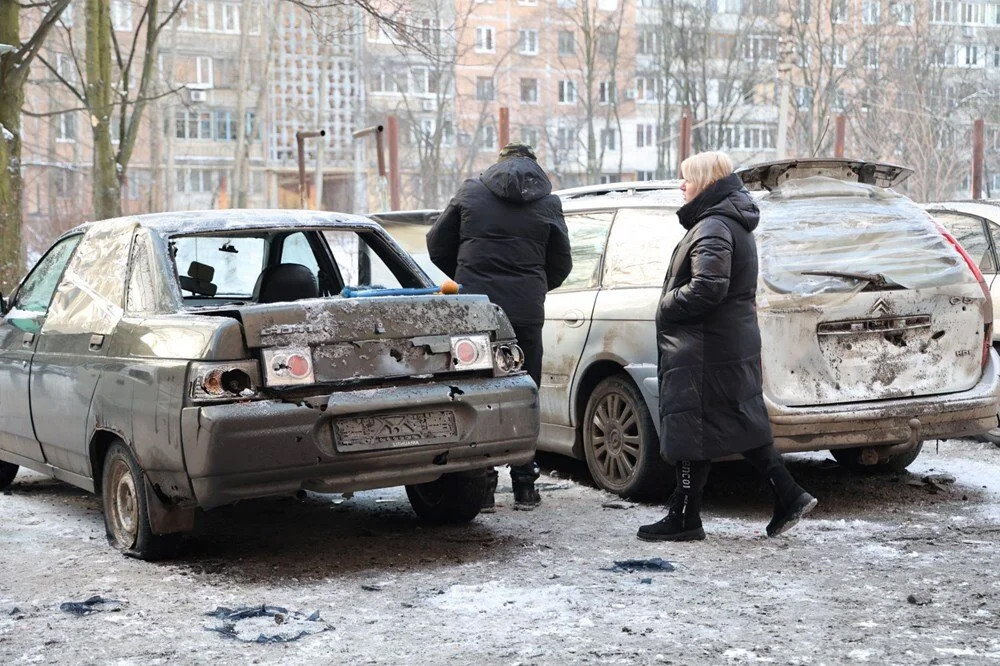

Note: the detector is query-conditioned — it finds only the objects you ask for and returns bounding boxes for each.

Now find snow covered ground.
[1,439,999,664]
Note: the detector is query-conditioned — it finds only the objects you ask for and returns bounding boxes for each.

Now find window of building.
[636,170,656,181]
[221,2,240,32]
[960,1,987,24]
[420,18,441,45]
[795,0,811,22]
[932,1,956,23]
[57,112,76,142]
[600,128,617,150]
[638,29,658,55]
[519,29,539,55]
[597,30,617,57]
[832,0,848,23]
[557,126,575,151]
[599,81,616,104]
[520,78,539,103]
[743,35,777,61]
[932,45,956,66]
[479,125,497,151]
[557,0,577,7]
[896,45,913,67]
[963,44,982,66]
[195,55,213,87]
[746,0,776,16]
[56,53,76,83]
[597,0,618,9]
[518,0,538,5]
[890,1,914,24]
[475,26,495,53]
[635,76,658,102]
[60,0,75,28]
[992,44,1000,67]
[865,46,879,68]
[862,0,880,24]
[53,169,74,198]
[476,76,495,101]
[795,86,813,109]
[412,67,439,95]
[636,124,655,148]
[558,30,575,55]
[521,127,539,146]
[558,80,577,104]
[111,0,132,31]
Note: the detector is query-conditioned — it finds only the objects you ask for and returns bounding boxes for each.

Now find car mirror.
[0,291,6,316]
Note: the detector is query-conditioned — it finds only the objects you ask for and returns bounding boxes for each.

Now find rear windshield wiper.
[799,270,896,290]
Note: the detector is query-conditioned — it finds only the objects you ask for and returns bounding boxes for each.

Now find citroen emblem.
[870,298,891,315]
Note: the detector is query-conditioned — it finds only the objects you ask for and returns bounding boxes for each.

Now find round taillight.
[454,339,478,365]
[287,353,311,378]
[202,369,226,395]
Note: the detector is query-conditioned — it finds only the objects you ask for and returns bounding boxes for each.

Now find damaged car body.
[536,159,1000,498]
[0,211,538,558]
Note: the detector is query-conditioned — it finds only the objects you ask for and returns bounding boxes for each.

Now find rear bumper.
[768,349,1000,451]
[181,375,539,509]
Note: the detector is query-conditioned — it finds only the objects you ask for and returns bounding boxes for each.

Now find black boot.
[637,460,710,542]
[481,468,499,513]
[742,445,818,537]
[511,460,541,510]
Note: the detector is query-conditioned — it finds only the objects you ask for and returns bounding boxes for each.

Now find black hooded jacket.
[427,157,573,326]
[656,173,773,462]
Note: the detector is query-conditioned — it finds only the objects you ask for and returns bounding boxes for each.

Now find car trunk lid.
[756,177,987,407]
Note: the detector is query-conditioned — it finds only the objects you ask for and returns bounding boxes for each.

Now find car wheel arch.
[573,358,632,431]
[89,428,133,492]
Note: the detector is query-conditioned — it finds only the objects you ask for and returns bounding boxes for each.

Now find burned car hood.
[233,294,512,349]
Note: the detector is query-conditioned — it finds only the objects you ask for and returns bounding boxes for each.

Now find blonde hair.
[680,151,734,193]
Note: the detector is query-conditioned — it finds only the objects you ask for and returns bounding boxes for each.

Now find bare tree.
[0,0,71,289]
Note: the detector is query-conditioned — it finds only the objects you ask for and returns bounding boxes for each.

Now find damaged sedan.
[538,159,1000,498]
[0,211,538,558]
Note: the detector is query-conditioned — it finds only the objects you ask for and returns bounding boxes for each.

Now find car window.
[324,231,407,289]
[931,212,997,273]
[13,235,82,314]
[43,219,136,335]
[172,236,267,299]
[603,208,686,288]
[126,230,175,314]
[556,212,614,291]
[280,232,322,277]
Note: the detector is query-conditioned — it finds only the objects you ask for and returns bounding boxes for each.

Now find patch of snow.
[428,581,582,622]
[1,123,13,142]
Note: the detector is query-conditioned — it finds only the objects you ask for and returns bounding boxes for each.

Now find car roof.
[738,158,913,190]
[925,200,1000,221]
[63,209,382,238]
[553,180,686,211]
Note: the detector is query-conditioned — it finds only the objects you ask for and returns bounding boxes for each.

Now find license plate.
[333,410,458,452]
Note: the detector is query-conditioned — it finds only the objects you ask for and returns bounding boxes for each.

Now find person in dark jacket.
[637,151,817,542]
[427,143,573,509]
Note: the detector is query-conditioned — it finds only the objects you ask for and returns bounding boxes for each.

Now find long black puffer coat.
[656,173,773,463]
[426,157,572,326]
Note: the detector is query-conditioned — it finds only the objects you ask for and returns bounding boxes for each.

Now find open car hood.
[739,158,914,191]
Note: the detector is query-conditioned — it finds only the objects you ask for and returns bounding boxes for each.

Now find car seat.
[254,263,319,304]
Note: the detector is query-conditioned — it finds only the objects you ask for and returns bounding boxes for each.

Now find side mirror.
[0,292,6,316]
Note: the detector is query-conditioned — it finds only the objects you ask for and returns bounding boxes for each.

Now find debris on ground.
[205,604,331,643]
[603,557,675,573]
[907,594,932,606]
[59,596,125,615]
[906,472,957,494]
[601,501,634,510]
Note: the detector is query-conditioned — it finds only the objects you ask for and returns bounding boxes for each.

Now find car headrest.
[254,263,319,304]
[187,261,215,282]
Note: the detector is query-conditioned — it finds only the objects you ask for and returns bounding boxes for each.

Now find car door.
[30,219,135,477]
[929,210,1000,337]
[0,235,82,465]
[540,211,614,428]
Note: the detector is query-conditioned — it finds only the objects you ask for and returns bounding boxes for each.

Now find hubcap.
[107,458,138,548]
[590,391,641,486]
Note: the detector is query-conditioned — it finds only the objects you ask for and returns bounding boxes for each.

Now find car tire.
[101,442,181,560]
[582,375,671,500]
[0,461,18,489]
[830,441,924,473]
[406,471,487,524]
[975,427,1000,447]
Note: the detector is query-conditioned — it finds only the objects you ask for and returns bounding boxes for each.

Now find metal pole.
[295,130,325,209]
[677,111,692,175]
[387,115,401,211]
[351,125,386,176]
[776,77,792,159]
[973,118,984,200]
[834,115,846,158]
[499,107,510,148]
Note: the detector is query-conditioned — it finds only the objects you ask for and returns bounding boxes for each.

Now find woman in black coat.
[637,151,817,542]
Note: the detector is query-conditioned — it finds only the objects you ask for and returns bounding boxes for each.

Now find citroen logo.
[870,298,892,315]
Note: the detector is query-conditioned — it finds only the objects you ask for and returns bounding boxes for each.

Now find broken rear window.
[756,177,968,296]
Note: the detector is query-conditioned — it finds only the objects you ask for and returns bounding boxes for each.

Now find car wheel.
[406,471,487,524]
[975,427,1000,447]
[830,441,924,473]
[0,461,18,489]
[101,442,181,560]
[582,375,670,500]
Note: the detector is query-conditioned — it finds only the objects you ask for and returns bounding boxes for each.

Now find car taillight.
[190,361,262,402]
[263,347,316,386]
[450,334,493,371]
[935,221,994,367]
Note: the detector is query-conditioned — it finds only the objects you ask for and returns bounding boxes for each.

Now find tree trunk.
[0,65,24,291]
[86,0,120,220]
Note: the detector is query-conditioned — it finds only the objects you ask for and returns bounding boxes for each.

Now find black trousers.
[676,443,802,505]
[510,323,542,484]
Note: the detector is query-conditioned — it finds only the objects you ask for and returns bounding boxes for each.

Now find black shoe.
[512,482,541,510]
[481,469,499,513]
[637,492,705,542]
[766,492,818,537]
